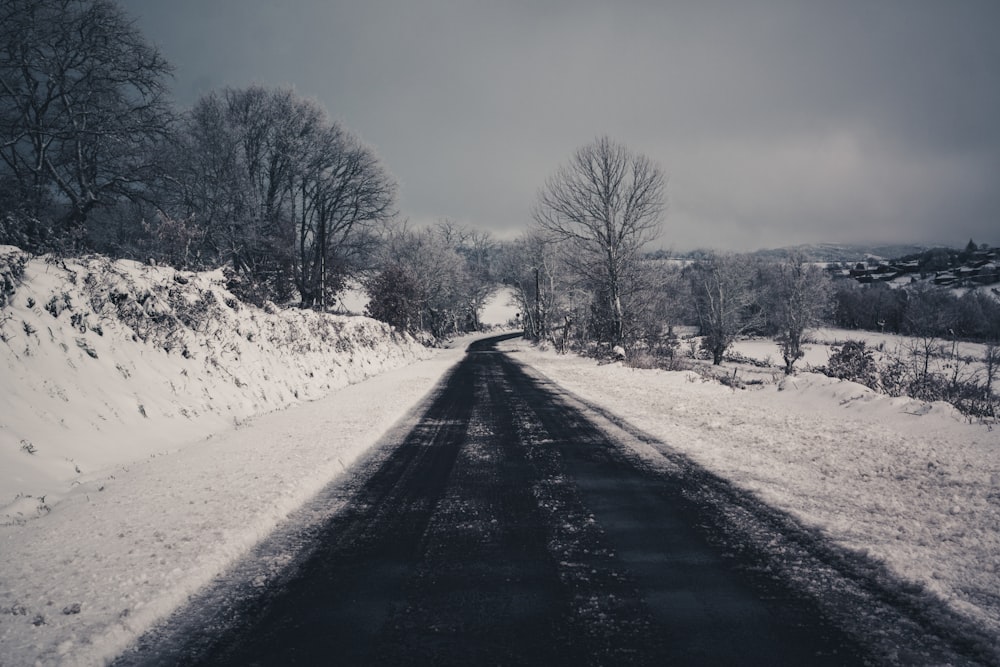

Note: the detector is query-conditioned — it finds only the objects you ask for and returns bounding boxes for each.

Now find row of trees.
[832,281,1000,342]
[505,136,997,378]
[159,87,395,306]
[1,0,395,309]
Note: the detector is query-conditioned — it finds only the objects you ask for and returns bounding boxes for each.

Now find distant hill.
[743,242,999,289]
[652,242,1000,290]
[748,243,938,264]
[655,243,941,264]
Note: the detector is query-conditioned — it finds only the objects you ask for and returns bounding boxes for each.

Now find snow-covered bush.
[877,352,910,397]
[821,338,998,422]
[1,250,435,527]
[822,340,879,389]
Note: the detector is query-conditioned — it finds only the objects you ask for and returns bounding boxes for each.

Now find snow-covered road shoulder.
[0,341,469,665]
[499,339,1000,650]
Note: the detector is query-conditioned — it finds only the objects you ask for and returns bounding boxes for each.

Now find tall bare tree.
[451,224,498,331]
[764,254,832,374]
[690,252,762,365]
[532,136,666,345]
[295,125,396,309]
[0,0,173,245]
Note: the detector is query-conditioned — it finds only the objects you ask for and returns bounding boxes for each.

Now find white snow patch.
[479,286,520,327]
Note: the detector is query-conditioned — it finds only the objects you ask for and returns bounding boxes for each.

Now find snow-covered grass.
[729,327,996,376]
[663,328,998,420]
[0,347,467,665]
[498,338,1000,648]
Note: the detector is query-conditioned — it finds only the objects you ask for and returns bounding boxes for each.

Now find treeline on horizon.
[2,0,998,358]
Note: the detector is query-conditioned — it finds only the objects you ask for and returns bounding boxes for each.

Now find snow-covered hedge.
[0,249,432,521]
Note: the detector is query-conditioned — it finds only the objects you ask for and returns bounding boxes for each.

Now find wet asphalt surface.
[116,334,999,666]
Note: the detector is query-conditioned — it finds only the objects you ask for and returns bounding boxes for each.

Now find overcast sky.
[119,0,999,251]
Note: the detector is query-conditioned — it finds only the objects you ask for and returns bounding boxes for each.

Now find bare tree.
[765,254,833,374]
[0,0,174,244]
[631,257,689,358]
[532,136,666,345]
[162,86,395,306]
[158,91,244,262]
[498,232,558,342]
[454,227,498,331]
[690,252,762,365]
[983,343,999,419]
[295,126,396,309]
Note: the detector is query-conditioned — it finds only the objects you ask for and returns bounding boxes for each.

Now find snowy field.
[730,327,996,379]
[498,338,1000,651]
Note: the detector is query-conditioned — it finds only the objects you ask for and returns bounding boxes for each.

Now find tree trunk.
[534,267,544,342]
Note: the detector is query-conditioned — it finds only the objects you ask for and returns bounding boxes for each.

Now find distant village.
[831,243,1000,288]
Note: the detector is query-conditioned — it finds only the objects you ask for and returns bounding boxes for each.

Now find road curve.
[116,334,996,666]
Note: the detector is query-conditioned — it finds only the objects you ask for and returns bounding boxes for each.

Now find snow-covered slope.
[0,246,432,522]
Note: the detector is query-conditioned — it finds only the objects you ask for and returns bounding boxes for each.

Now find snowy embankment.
[498,338,1000,648]
[0,246,433,517]
[0,246,470,665]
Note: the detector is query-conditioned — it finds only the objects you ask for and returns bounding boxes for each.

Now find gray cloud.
[121,0,1000,250]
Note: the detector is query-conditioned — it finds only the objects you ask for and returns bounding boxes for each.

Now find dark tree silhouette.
[0,0,174,245]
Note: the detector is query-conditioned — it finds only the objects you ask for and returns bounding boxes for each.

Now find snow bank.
[0,247,471,665]
[0,247,432,522]
[499,339,1000,645]
[0,347,465,666]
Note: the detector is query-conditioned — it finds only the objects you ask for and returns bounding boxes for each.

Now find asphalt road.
[117,334,997,666]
